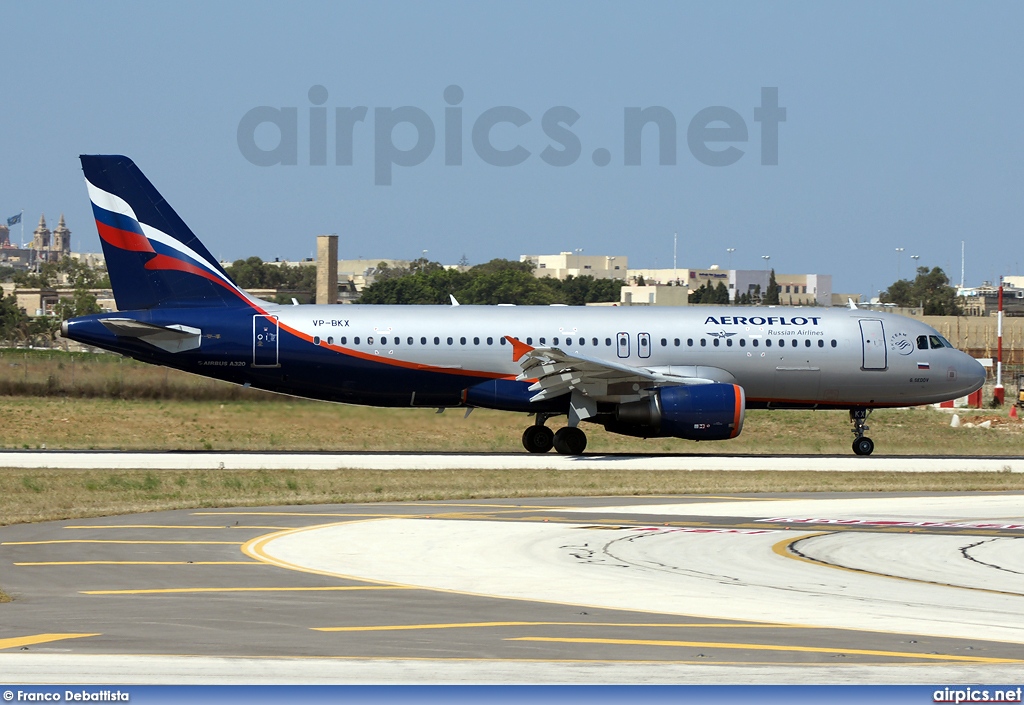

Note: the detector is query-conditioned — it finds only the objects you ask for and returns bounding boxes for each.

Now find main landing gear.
[850,408,874,456]
[522,414,588,455]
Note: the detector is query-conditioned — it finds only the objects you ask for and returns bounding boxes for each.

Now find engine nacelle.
[608,383,745,441]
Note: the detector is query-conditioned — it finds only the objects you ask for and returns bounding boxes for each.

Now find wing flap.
[506,336,721,404]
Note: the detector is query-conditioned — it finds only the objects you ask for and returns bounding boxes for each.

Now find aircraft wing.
[99,318,202,353]
[505,336,717,403]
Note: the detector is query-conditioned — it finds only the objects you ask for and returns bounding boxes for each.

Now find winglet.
[449,294,460,306]
[504,335,534,362]
[848,297,858,310]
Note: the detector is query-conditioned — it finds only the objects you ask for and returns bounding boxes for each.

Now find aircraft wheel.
[553,427,587,455]
[852,437,874,456]
[522,425,554,453]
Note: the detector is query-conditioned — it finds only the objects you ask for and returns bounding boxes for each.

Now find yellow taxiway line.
[0,634,100,650]
[81,586,414,595]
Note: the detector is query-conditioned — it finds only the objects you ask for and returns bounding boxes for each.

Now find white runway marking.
[1,451,1022,471]
[258,495,1024,645]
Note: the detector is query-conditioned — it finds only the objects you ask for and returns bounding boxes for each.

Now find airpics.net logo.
[236,85,786,185]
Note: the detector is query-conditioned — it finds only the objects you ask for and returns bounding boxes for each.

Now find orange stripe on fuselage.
[274,320,518,381]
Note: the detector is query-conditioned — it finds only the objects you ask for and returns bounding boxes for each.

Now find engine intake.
[610,383,745,441]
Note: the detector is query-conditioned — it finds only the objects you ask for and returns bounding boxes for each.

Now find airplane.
[63,155,986,456]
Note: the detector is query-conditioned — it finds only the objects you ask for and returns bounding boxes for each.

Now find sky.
[2,1,1022,298]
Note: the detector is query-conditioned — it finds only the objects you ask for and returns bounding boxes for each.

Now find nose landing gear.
[850,408,874,456]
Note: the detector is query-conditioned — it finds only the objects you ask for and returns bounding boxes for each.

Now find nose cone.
[959,354,987,394]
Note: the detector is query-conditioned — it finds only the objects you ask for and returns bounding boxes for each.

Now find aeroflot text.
[704,316,822,326]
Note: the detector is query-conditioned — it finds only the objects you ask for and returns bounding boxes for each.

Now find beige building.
[619,284,689,306]
[521,252,627,280]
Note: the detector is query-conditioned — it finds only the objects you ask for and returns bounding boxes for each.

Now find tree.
[881,266,960,315]
[764,269,780,305]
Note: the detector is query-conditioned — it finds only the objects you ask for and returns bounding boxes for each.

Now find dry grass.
[0,396,1021,455]
[4,467,1024,527]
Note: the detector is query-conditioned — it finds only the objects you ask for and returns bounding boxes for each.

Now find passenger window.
[817,339,824,347]
[565,338,571,345]
[766,339,772,347]
[340,336,347,344]
[486,337,493,345]
[538,337,545,345]
[554,337,560,345]
[831,340,837,348]
[674,338,680,346]
[700,339,707,347]
[314,336,320,345]
[805,339,811,347]
[473,337,480,345]
[592,338,599,346]
[929,335,943,349]
[661,338,668,346]
[367,336,374,344]
[380,336,386,345]
[578,338,585,346]
[752,339,759,347]
[434,336,440,345]
[407,337,413,345]
[739,339,746,347]
[447,337,454,345]
[499,337,506,345]
[726,339,732,347]
[687,338,693,346]
[791,339,798,348]
[713,339,720,347]
[460,337,466,345]
[605,338,612,346]
[327,336,333,345]
[354,337,361,345]
[917,335,929,350]
[527,337,533,345]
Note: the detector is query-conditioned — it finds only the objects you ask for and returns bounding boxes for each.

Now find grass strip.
[3,467,1024,527]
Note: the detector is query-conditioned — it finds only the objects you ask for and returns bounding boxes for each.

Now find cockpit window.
[929,335,944,349]
[917,335,929,350]
[937,335,953,348]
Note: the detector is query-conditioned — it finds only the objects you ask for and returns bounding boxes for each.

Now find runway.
[2,489,1024,684]
[1,450,1023,471]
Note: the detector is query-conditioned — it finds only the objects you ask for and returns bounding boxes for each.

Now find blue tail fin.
[80,155,252,310]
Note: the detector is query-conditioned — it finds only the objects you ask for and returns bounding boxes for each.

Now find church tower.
[52,214,71,256]
[32,214,51,254]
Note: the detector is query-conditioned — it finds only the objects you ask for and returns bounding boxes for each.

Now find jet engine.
[606,383,745,441]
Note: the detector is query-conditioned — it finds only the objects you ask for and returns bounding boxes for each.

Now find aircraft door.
[637,332,651,358]
[253,315,280,367]
[859,319,886,370]
[616,332,630,358]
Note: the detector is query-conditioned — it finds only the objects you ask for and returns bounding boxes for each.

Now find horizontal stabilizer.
[99,318,202,353]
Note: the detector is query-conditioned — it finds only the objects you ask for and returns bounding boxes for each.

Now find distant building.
[521,252,627,280]
[958,283,1024,317]
[774,273,832,307]
[620,284,689,306]
[30,214,71,263]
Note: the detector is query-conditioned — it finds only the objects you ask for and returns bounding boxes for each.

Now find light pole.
[726,248,735,269]
[761,255,770,268]
[910,254,920,275]
[895,247,904,279]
